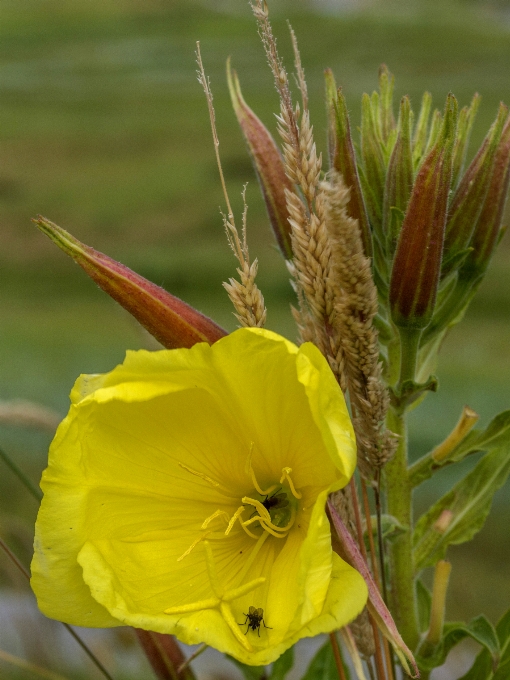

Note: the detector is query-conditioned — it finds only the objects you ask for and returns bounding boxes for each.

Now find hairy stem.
[383,407,420,651]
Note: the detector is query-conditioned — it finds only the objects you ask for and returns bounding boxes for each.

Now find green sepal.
[412,91,432,169]
[378,63,396,145]
[417,616,500,672]
[459,607,510,680]
[270,647,294,680]
[301,640,351,680]
[451,93,481,188]
[413,441,510,570]
[361,91,386,233]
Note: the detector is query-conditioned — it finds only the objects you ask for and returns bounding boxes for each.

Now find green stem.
[397,327,422,388]
[384,407,420,651]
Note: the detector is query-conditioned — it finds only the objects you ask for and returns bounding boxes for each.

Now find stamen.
[223,576,266,602]
[258,518,289,538]
[246,445,277,496]
[238,520,262,539]
[177,531,211,562]
[280,467,302,499]
[242,497,272,524]
[178,462,220,487]
[165,597,220,614]
[221,601,254,651]
[224,506,246,536]
[201,509,230,530]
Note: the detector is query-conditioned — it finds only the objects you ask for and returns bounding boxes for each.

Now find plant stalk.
[383,407,420,651]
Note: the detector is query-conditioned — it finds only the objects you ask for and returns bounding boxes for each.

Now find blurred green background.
[0,0,509,676]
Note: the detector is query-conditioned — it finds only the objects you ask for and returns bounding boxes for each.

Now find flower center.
[177,450,302,561]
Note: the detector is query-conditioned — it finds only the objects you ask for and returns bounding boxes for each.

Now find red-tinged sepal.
[227,59,293,260]
[383,95,413,255]
[33,216,227,349]
[442,102,508,276]
[389,94,458,332]
[325,69,373,258]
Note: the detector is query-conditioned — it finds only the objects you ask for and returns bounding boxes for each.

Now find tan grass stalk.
[322,171,397,474]
[196,43,266,328]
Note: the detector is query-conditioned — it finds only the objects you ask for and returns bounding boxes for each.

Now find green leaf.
[270,647,294,680]
[301,641,350,680]
[416,579,432,633]
[227,657,267,680]
[450,410,510,462]
[459,608,510,679]
[413,442,510,570]
[417,616,500,672]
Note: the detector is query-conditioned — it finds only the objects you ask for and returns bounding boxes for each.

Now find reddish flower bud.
[389,94,458,330]
[227,60,293,260]
[33,217,227,349]
[462,115,510,278]
[443,102,508,275]
[325,69,372,257]
[135,629,196,680]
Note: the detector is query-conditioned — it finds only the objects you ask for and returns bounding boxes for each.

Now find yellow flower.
[31,328,367,665]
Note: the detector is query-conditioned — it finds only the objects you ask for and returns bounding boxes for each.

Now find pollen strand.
[220,601,253,652]
[201,509,230,530]
[178,462,220,487]
[177,531,211,562]
[280,467,302,499]
[223,576,266,602]
[246,445,277,496]
[224,506,246,536]
[236,533,269,584]
[165,597,220,614]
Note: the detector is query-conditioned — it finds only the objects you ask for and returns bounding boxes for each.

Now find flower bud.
[227,59,293,259]
[461,115,510,279]
[383,96,413,253]
[33,216,227,349]
[442,102,508,275]
[325,69,372,257]
[389,94,458,330]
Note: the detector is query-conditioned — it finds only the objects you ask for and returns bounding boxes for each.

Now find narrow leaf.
[328,500,419,677]
[459,605,510,679]
[413,442,510,570]
[417,616,500,672]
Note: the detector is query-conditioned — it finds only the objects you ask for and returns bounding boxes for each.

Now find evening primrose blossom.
[31,328,367,665]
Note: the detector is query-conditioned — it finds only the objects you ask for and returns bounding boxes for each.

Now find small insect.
[262,488,289,514]
[238,606,272,636]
